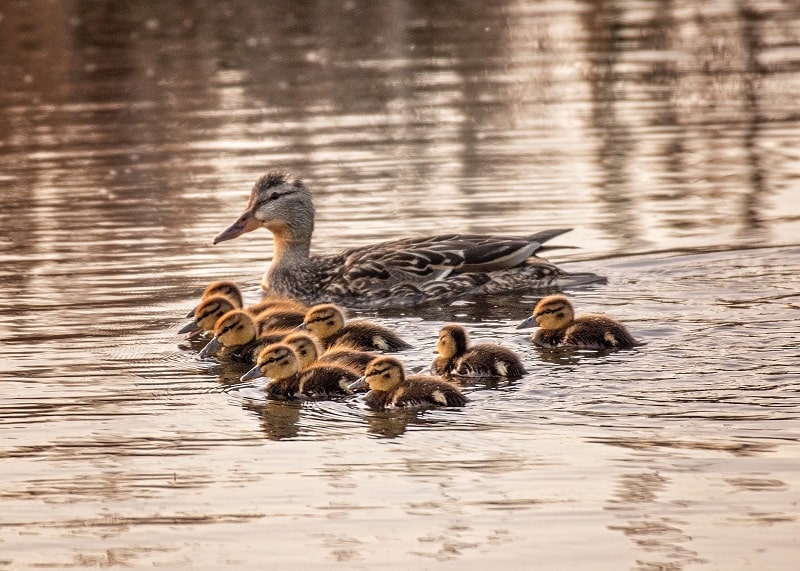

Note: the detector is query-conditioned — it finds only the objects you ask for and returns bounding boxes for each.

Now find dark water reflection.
[2,1,800,569]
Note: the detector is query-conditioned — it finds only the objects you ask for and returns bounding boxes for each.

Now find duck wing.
[330,229,571,286]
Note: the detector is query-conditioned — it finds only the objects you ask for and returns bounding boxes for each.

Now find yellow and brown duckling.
[197,309,293,361]
[212,170,603,309]
[349,356,467,409]
[516,294,639,350]
[241,342,359,400]
[431,324,527,379]
[300,303,412,352]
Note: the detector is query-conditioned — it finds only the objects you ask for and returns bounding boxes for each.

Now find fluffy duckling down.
[197,309,293,362]
[300,304,412,352]
[431,324,527,379]
[349,356,467,409]
[516,294,639,350]
[241,342,359,400]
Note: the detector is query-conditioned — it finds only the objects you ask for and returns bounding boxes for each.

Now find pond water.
[1,1,799,569]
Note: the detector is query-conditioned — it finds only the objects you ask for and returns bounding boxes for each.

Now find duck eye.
[269,192,280,200]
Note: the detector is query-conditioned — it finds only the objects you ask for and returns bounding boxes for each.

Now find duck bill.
[348,377,369,391]
[213,210,261,244]
[241,365,265,382]
[294,322,308,331]
[178,319,200,334]
[198,336,222,358]
[515,315,538,330]
[185,306,197,318]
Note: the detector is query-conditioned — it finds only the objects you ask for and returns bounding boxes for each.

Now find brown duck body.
[211,171,603,309]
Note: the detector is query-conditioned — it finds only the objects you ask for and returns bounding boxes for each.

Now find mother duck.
[213,171,602,308]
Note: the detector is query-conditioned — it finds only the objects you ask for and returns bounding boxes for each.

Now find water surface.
[1,1,799,569]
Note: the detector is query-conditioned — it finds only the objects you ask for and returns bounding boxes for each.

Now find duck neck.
[268,219,312,263]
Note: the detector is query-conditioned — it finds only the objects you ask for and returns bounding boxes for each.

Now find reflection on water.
[2,1,800,569]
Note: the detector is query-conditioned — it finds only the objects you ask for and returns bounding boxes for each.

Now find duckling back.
[317,344,377,374]
[559,315,639,350]
[389,375,467,408]
[298,364,360,399]
[335,321,413,352]
[451,344,527,379]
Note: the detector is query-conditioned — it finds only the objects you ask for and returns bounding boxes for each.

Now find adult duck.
[212,171,602,308]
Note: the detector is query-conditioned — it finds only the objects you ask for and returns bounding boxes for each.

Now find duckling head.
[213,171,314,251]
[302,304,346,340]
[198,309,257,358]
[350,356,405,392]
[180,294,238,336]
[281,331,322,369]
[517,294,575,331]
[436,325,469,359]
[201,280,243,307]
[241,343,300,382]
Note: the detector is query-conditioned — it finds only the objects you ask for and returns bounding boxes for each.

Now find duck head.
[302,304,346,340]
[198,309,257,358]
[241,343,299,382]
[516,294,575,330]
[185,279,243,318]
[179,294,237,336]
[435,324,469,359]
[349,356,405,392]
[281,331,322,369]
[213,171,315,253]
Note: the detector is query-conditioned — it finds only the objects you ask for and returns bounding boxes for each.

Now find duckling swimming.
[197,309,292,361]
[280,331,324,369]
[516,294,639,350]
[431,324,527,379]
[349,356,467,409]
[241,343,359,400]
[301,304,412,352]
[212,171,603,308]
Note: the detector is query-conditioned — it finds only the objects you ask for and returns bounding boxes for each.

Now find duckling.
[431,324,527,379]
[516,294,639,350]
[198,309,292,361]
[349,356,467,409]
[301,304,412,352]
[212,171,603,309]
[241,343,359,400]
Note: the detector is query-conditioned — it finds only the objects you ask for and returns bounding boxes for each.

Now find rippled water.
[1,2,799,569]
